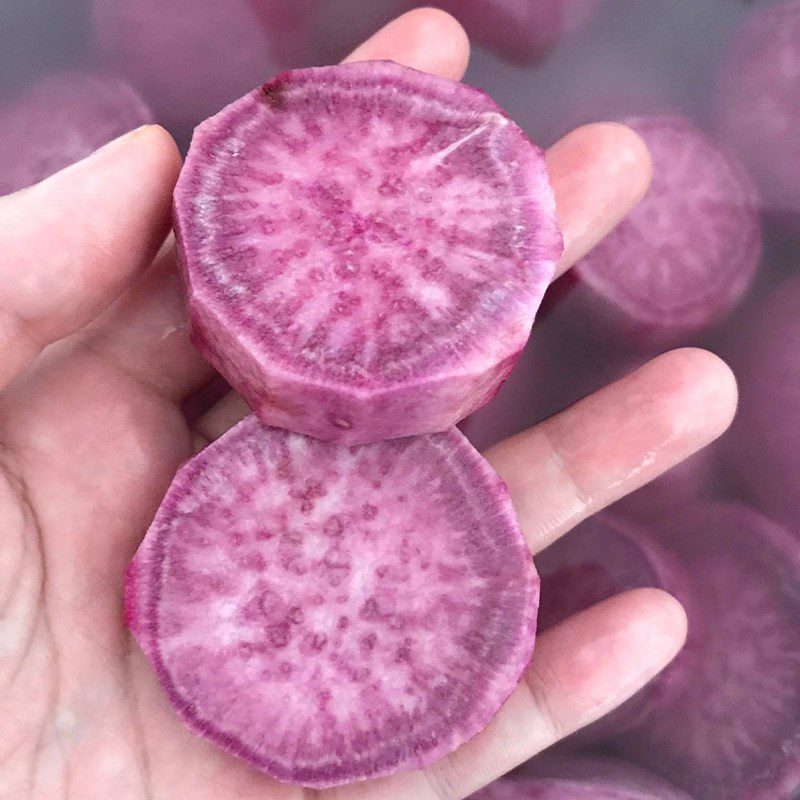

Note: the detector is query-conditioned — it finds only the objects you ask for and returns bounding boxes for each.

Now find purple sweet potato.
[427,0,605,63]
[725,275,800,526]
[127,415,539,787]
[174,61,562,445]
[540,502,800,799]
[716,0,800,223]
[471,754,693,799]
[91,0,287,130]
[563,114,761,345]
[0,70,153,195]
[613,502,800,800]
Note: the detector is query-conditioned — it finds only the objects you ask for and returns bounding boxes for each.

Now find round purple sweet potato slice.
[174,60,562,445]
[471,754,693,799]
[725,275,800,526]
[564,114,761,345]
[0,70,153,195]
[614,502,800,800]
[127,415,539,787]
[715,0,800,224]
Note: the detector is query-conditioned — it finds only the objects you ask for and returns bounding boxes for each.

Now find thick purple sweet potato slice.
[427,0,605,63]
[725,275,800,525]
[613,502,800,800]
[91,0,286,130]
[175,61,562,445]
[471,754,693,799]
[565,115,761,345]
[127,415,539,787]
[716,0,800,223]
[0,70,153,195]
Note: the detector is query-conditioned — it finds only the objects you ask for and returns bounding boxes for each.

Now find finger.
[0,125,181,390]
[331,588,687,800]
[343,8,470,80]
[486,347,738,554]
[79,240,213,401]
[550,122,652,277]
[81,9,470,403]
[193,390,250,445]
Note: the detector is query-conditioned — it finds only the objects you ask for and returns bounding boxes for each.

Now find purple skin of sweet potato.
[0,71,153,195]
[91,0,285,130]
[126,415,539,788]
[715,0,800,224]
[427,0,605,63]
[725,275,800,527]
[470,754,693,799]
[174,61,562,445]
[561,114,761,346]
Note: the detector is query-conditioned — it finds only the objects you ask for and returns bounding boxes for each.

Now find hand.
[0,9,736,800]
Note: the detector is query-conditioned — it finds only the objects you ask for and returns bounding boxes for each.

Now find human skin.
[0,9,737,800]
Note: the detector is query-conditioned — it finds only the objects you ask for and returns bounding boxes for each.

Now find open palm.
[0,10,736,800]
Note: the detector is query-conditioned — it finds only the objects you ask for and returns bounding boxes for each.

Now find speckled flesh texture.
[92,0,281,129]
[430,0,605,62]
[726,276,800,526]
[568,115,761,344]
[471,755,693,799]
[535,514,687,742]
[0,71,153,195]
[716,0,800,221]
[126,415,539,787]
[613,502,800,800]
[174,61,562,445]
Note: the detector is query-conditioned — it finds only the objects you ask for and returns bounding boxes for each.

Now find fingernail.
[98,124,154,154]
